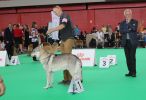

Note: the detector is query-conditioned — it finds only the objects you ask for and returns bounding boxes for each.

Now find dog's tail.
[79,59,83,83]
[73,55,82,68]
[73,55,82,81]
[79,59,82,68]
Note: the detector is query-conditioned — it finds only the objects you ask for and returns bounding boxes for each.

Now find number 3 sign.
[99,57,110,68]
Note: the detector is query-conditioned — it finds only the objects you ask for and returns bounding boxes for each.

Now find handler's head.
[124,9,132,20]
[53,6,63,17]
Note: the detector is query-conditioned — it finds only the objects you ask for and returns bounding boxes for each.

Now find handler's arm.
[46,24,65,35]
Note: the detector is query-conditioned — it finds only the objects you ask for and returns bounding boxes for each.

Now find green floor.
[0,48,146,100]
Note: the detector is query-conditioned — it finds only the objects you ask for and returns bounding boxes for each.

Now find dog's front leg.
[44,71,53,89]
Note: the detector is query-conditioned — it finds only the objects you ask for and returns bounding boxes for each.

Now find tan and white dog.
[31,43,82,89]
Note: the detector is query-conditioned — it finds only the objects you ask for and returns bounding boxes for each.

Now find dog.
[31,43,82,90]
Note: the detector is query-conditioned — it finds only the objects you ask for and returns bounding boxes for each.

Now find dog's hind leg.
[44,71,53,89]
[69,67,83,94]
[74,61,82,81]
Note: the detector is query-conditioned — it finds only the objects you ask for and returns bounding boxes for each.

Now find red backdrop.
[0,2,146,32]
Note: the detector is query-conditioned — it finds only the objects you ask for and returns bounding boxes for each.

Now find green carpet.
[0,48,146,100]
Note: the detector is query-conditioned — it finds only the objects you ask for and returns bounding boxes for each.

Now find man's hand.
[46,24,65,35]
[46,28,54,35]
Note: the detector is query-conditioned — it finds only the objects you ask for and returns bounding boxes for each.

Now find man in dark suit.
[120,9,138,77]
[4,24,14,60]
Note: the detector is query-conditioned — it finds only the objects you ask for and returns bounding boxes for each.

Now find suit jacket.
[119,19,138,47]
[4,27,14,44]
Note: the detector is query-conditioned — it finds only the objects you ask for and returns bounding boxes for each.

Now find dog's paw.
[43,85,53,89]
[43,86,49,89]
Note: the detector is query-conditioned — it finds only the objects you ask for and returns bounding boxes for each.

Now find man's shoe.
[131,74,136,77]
[125,73,132,77]
[125,73,136,77]
[58,80,66,84]
[64,80,71,85]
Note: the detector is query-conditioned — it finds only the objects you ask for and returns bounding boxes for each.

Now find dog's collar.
[40,54,53,65]
[39,50,56,65]
[46,54,52,64]
[39,50,47,59]
[39,53,50,61]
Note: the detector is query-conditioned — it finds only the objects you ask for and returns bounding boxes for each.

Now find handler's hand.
[46,29,54,35]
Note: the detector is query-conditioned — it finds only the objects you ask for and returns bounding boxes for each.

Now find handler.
[47,6,75,84]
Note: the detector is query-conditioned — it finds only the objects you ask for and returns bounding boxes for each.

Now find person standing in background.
[74,25,80,38]
[4,24,14,60]
[0,30,5,50]
[47,6,74,84]
[31,22,39,49]
[23,25,30,51]
[13,24,23,53]
[119,9,138,77]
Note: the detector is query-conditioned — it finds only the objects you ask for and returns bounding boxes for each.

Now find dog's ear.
[43,44,54,54]
[42,42,51,46]
[52,42,58,49]
[52,42,58,46]
[52,42,61,52]
[43,46,51,52]
[57,43,64,52]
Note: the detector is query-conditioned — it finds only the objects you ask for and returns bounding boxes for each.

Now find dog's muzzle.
[32,56,38,61]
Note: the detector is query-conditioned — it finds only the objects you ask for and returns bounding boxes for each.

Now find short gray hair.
[124,9,132,16]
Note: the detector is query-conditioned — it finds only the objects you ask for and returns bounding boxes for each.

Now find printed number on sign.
[109,59,113,64]
[77,81,82,90]
[12,59,15,64]
[103,61,106,66]
[10,56,20,65]
[99,57,110,68]
[73,84,78,91]
[68,79,84,93]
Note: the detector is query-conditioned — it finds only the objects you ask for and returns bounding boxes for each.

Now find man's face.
[53,7,61,17]
[124,10,132,20]
[13,25,16,29]
[8,24,12,28]
[35,24,38,28]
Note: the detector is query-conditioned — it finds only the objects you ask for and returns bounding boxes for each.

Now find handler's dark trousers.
[124,39,137,74]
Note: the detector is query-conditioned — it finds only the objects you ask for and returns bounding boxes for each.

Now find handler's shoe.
[131,74,136,77]
[58,80,67,84]
[64,80,71,85]
[125,73,136,77]
[125,73,132,77]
